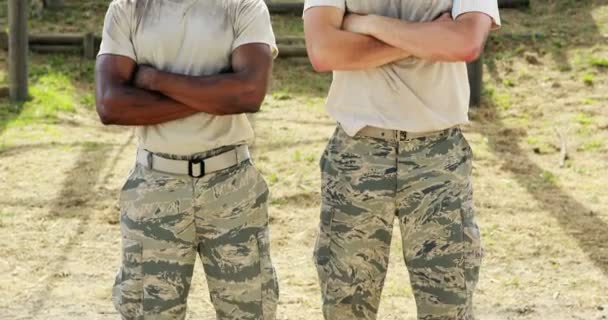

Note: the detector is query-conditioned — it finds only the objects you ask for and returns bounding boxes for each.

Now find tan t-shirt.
[99,0,278,155]
[304,0,501,135]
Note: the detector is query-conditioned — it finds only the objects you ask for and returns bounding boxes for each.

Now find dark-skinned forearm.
[149,71,264,116]
[97,84,199,126]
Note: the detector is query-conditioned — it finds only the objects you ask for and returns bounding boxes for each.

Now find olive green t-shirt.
[304,0,501,135]
[99,0,278,155]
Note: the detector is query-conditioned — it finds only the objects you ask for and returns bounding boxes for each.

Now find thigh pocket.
[313,206,336,269]
[113,238,143,319]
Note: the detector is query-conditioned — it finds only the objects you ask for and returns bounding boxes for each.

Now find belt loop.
[146,151,154,169]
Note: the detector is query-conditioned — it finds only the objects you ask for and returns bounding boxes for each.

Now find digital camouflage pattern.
[114,149,278,320]
[316,126,481,320]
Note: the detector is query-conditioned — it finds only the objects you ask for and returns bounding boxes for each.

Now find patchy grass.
[0,53,95,132]
[483,86,512,111]
[582,72,596,86]
[575,112,596,126]
[581,98,597,105]
[579,139,605,152]
[590,56,608,68]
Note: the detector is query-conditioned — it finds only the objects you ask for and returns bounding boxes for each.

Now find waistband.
[136,145,251,178]
[355,125,455,142]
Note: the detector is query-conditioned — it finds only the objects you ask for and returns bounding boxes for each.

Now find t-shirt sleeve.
[232,0,279,59]
[303,0,346,12]
[452,0,501,29]
[97,1,136,60]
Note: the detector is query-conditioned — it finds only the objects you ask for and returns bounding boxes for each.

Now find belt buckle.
[399,131,407,141]
[188,159,205,178]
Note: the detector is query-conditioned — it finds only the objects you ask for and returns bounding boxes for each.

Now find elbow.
[238,99,263,114]
[96,94,120,125]
[228,81,266,114]
[247,95,265,113]
[309,54,332,73]
[245,103,263,114]
[97,105,117,125]
[310,59,332,73]
[307,45,333,72]
[439,38,484,62]
[461,44,483,63]
[457,40,484,63]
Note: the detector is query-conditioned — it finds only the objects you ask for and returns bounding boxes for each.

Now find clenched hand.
[134,65,158,91]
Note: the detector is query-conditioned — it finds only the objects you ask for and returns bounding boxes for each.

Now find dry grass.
[1,1,607,319]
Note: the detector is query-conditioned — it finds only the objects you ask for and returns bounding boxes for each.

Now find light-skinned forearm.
[358,14,491,62]
[306,28,410,72]
[303,7,410,72]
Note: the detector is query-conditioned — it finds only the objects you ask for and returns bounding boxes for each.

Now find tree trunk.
[8,0,29,102]
[467,56,483,107]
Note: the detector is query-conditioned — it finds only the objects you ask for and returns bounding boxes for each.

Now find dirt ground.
[1,1,608,320]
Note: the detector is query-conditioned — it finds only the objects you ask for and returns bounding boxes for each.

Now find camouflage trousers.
[315,126,482,320]
[113,146,279,320]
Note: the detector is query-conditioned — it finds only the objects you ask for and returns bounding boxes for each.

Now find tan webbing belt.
[356,126,452,142]
[136,145,251,178]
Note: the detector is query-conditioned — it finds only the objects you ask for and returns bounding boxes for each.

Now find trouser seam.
[255,233,266,320]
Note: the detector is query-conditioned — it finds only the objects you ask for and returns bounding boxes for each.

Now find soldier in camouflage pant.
[114,147,278,320]
[315,126,482,320]
[96,0,281,318]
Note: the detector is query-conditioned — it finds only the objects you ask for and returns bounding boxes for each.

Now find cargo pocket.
[313,205,337,292]
[113,238,144,319]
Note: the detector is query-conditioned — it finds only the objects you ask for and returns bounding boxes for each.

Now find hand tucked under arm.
[303,6,411,72]
[133,43,273,116]
[343,12,493,62]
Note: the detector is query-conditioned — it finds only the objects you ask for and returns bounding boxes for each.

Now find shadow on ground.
[473,107,608,276]
[476,0,608,274]
[26,133,133,317]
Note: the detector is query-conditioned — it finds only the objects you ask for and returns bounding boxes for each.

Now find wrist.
[363,15,381,36]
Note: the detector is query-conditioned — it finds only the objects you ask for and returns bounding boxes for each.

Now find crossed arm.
[304,7,494,72]
[303,7,411,72]
[95,43,273,125]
